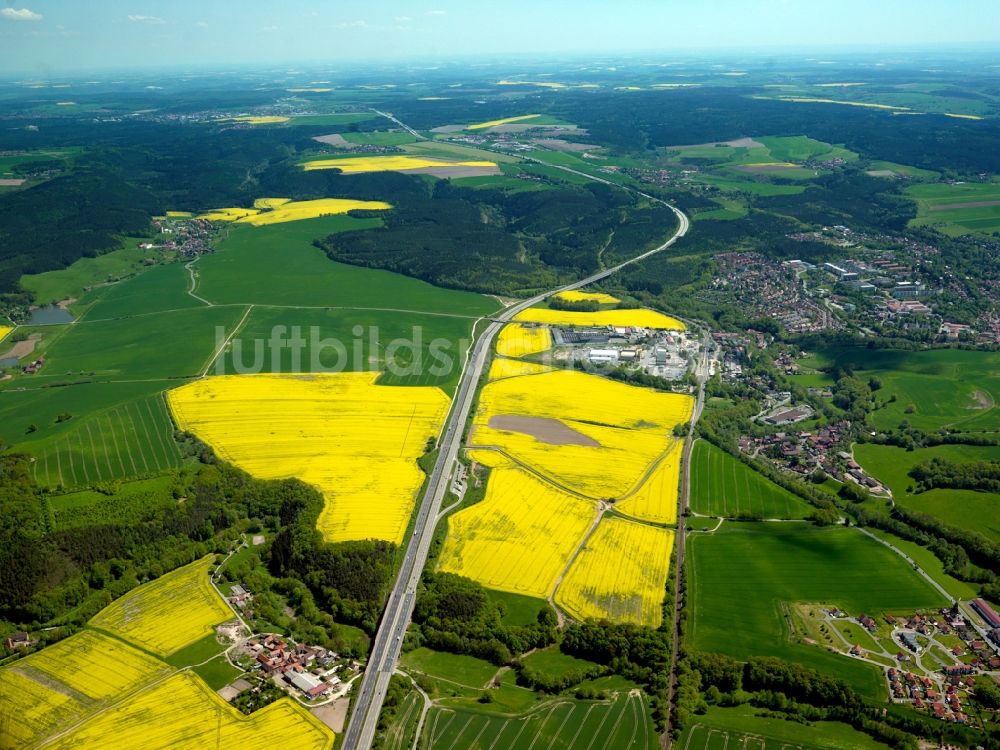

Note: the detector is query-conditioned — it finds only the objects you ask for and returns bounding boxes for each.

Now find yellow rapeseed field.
[488,357,553,381]
[472,369,693,498]
[514,307,686,330]
[222,115,290,124]
[168,373,449,544]
[89,556,232,657]
[301,155,497,173]
[553,290,620,304]
[467,114,541,130]
[615,440,683,524]
[22,629,169,700]
[495,323,552,358]
[44,672,334,750]
[194,198,390,225]
[555,517,674,627]
[0,325,12,343]
[0,630,169,747]
[253,197,291,209]
[439,467,596,598]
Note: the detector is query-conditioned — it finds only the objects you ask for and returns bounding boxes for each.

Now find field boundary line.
[200,304,254,377]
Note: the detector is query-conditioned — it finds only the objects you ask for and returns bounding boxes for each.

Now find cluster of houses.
[887,668,971,723]
[149,217,216,258]
[248,635,343,700]
[21,356,44,375]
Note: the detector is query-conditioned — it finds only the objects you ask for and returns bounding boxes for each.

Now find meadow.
[79,261,204,318]
[854,442,1000,541]
[439,466,597,599]
[194,216,497,316]
[420,690,655,750]
[44,671,334,750]
[689,441,812,519]
[802,346,1000,432]
[679,705,888,750]
[555,517,673,628]
[169,372,449,544]
[686,523,945,697]
[22,391,182,489]
[907,179,1000,236]
[90,556,233,656]
[49,475,178,530]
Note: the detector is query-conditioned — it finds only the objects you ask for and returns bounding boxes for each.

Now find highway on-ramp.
[340,173,690,750]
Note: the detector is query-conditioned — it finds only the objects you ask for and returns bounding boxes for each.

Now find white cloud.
[335,19,368,29]
[260,25,279,32]
[1,7,43,21]
[195,20,208,27]
[394,15,412,22]
[425,9,447,15]
[127,14,165,24]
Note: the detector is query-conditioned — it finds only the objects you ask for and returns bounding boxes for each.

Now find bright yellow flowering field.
[194,197,390,225]
[555,517,674,627]
[439,467,596,598]
[301,155,497,173]
[0,668,81,748]
[22,629,169,700]
[168,373,449,544]
[0,630,169,747]
[471,369,693,498]
[615,440,683,524]
[222,115,290,124]
[467,114,541,130]
[0,325,12,343]
[44,672,334,750]
[495,323,552,358]
[488,357,553,381]
[89,556,232,657]
[514,307,685,330]
[553,290,620,304]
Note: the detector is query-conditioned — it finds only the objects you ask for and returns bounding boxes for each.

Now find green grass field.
[26,305,245,383]
[520,647,603,681]
[907,180,1000,236]
[381,687,424,750]
[48,475,178,528]
[401,648,498,691]
[421,690,655,750]
[215,304,476,391]
[854,443,1000,541]
[863,528,979,600]
[487,590,551,627]
[678,705,887,750]
[20,238,170,306]
[343,131,418,147]
[20,392,182,489]
[866,160,938,180]
[804,346,1000,432]
[194,217,498,317]
[685,174,806,196]
[690,441,812,519]
[692,197,747,221]
[687,523,946,697]
[80,262,204,319]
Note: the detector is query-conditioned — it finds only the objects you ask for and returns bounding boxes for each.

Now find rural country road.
[340,144,691,750]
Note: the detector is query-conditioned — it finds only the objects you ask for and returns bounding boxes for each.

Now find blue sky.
[1,0,999,74]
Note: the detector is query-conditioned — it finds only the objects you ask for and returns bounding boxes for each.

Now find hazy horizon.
[2,0,999,76]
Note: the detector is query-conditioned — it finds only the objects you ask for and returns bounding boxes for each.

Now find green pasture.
[907,180,1000,236]
[343,131,418,147]
[685,174,806,196]
[805,346,1000,432]
[421,689,654,750]
[862,529,979,600]
[757,136,857,164]
[381,688,424,750]
[19,238,167,306]
[194,217,498,317]
[215,305,476,392]
[48,475,178,529]
[17,391,182,489]
[687,523,945,697]
[692,197,747,221]
[690,441,812,519]
[679,704,888,750]
[27,305,245,382]
[80,262,204,319]
[487,590,552,627]
[866,160,938,179]
[854,443,1000,541]
[520,647,603,681]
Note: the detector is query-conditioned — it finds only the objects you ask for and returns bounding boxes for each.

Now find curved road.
[341,169,690,750]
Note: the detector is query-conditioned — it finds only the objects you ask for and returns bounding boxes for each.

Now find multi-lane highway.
[340,180,690,750]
